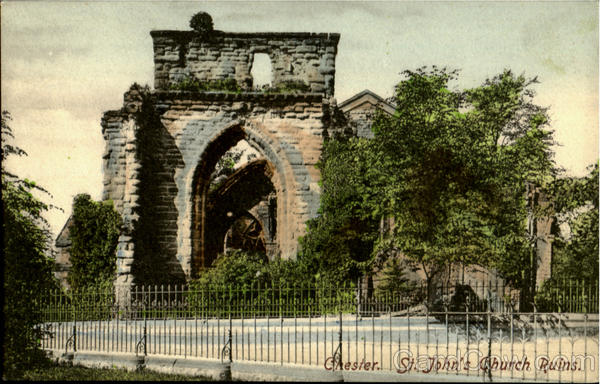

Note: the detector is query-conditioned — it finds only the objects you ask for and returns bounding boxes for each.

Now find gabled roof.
[55,215,74,247]
[338,89,395,116]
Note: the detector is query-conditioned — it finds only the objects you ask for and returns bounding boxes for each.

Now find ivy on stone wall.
[258,80,310,94]
[67,194,122,289]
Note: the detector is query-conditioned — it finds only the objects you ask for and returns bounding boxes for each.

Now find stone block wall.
[102,88,327,286]
[99,22,339,290]
[151,31,339,96]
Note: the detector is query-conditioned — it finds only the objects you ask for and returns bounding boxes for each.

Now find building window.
[251,53,272,89]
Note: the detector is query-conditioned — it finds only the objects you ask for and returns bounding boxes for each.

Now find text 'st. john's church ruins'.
[98,14,339,291]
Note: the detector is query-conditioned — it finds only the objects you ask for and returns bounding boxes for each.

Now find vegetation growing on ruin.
[169,77,311,95]
[169,77,243,93]
[298,136,380,286]
[2,111,58,379]
[208,147,258,193]
[258,80,311,94]
[67,194,122,290]
[189,11,214,36]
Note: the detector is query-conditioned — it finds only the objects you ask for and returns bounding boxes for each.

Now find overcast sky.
[2,1,598,238]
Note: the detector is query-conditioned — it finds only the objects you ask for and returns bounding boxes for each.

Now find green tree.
[374,257,419,299]
[367,68,473,295]
[2,111,57,378]
[298,136,379,285]
[373,68,557,302]
[549,163,599,282]
[67,194,122,289]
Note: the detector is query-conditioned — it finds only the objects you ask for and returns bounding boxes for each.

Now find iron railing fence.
[40,279,598,323]
[39,297,599,383]
[534,279,599,314]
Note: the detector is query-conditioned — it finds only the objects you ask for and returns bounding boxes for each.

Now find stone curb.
[45,349,524,382]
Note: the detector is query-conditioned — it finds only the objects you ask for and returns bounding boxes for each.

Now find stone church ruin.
[54,13,554,298]
[92,14,340,291]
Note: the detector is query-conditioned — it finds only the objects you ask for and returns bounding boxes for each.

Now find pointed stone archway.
[193,157,278,272]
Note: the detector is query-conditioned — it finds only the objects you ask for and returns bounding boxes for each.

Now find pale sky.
[2,1,598,238]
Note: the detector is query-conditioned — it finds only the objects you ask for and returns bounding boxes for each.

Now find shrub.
[67,194,122,289]
[191,250,269,288]
[2,111,58,379]
[189,12,214,35]
[188,250,356,316]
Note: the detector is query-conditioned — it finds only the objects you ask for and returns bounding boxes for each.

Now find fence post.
[356,277,361,318]
[63,322,76,365]
[485,292,492,382]
[219,307,232,381]
[584,307,588,383]
[135,286,147,370]
[533,303,537,382]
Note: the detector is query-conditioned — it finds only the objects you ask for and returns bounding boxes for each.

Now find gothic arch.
[189,121,293,275]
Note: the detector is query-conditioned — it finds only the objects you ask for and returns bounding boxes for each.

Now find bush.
[192,250,313,289]
[189,12,214,35]
[188,250,357,316]
[192,249,269,288]
[67,194,122,289]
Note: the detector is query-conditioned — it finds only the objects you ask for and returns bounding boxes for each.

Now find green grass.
[20,365,213,381]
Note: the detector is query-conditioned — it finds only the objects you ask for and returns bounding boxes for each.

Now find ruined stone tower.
[101,15,339,290]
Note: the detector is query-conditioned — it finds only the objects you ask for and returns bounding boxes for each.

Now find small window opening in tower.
[251,53,272,90]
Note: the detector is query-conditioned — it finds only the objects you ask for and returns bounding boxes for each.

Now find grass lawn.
[19,365,214,381]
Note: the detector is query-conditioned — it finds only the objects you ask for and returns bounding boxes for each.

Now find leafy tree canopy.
[301,67,560,296]
[298,133,380,285]
[371,68,558,291]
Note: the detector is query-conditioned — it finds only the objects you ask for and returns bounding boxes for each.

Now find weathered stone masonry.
[151,31,338,96]
[101,28,340,290]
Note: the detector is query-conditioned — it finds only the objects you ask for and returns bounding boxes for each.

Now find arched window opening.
[193,149,277,272]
